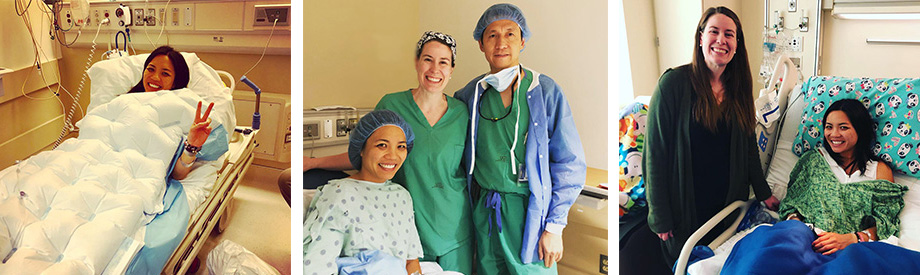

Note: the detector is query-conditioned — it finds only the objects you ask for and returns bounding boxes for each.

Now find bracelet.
[862,230,874,242]
[179,155,195,168]
[184,141,201,155]
[854,232,862,243]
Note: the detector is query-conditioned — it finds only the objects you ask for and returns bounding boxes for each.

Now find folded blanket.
[779,150,908,239]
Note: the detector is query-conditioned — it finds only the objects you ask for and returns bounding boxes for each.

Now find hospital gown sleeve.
[643,69,679,234]
[304,186,348,275]
[405,194,424,260]
[543,78,588,229]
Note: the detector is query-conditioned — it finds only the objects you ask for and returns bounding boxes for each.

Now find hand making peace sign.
[188,101,215,147]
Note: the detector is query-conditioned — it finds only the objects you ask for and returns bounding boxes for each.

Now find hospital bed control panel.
[305,108,371,158]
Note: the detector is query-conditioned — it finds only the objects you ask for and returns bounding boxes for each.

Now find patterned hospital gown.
[303,178,423,275]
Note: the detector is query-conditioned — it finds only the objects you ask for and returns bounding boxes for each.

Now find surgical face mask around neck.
[482,66,520,92]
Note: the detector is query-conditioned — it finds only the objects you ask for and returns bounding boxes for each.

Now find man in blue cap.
[454,3,587,274]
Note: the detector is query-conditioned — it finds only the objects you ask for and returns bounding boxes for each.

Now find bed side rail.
[674,199,753,275]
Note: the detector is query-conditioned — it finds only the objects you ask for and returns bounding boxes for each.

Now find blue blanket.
[722,220,920,274]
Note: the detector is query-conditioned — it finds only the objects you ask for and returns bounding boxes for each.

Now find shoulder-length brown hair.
[690,6,755,135]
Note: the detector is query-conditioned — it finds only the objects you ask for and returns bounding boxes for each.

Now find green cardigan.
[642,65,772,261]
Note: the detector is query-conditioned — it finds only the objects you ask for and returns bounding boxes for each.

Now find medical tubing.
[143,0,172,47]
[54,18,106,148]
[237,18,278,87]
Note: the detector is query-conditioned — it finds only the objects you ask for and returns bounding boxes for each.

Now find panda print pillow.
[793,76,920,177]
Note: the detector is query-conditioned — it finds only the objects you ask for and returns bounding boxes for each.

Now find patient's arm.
[406,258,421,274]
[304,153,354,171]
[173,101,215,180]
[171,152,196,180]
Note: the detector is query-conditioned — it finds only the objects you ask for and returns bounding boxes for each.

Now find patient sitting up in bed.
[721,99,915,274]
[781,99,899,254]
[125,45,216,180]
[304,110,424,275]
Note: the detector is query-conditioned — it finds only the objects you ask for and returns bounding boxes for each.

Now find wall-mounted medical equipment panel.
[304,108,372,158]
[57,0,290,54]
[763,0,822,83]
[233,90,291,164]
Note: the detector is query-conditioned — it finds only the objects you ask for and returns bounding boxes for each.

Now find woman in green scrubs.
[304,31,473,274]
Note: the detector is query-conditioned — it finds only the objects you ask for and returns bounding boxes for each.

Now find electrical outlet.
[62,9,73,26]
[788,0,797,12]
[134,9,144,26]
[336,119,347,137]
[305,123,319,140]
[790,36,803,52]
[172,7,180,26]
[146,8,156,26]
[347,118,358,132]
[254,4,290,26]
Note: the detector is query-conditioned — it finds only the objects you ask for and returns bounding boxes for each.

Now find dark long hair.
[822,99,880,174]
[128,46,190,93]
[689,6,755,135]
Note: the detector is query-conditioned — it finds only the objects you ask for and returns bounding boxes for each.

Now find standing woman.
[620,7,778,274]
[304,31,473,273]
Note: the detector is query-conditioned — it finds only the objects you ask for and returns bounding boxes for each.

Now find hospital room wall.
[306,1,608,169]
[820,14,920,78]
[624,0,764,99]
[304,0,420,109]
[0,4,68,168]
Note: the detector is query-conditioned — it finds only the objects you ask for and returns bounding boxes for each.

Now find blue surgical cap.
[348,110,415,170]
[473,3,531,42]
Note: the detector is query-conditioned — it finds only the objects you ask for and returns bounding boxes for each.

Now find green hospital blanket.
[778,150,908,239]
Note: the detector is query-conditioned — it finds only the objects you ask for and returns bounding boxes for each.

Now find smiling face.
[142,55,175,92]
[415,41,454,94]
[356,125,408,183]
[479,19,525,74]
[824,110,859,159]
[699,13,737,73]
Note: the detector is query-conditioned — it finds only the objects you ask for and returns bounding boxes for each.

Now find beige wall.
[306,1,608,169]
[623,0,660,98]
[626,0,767,98]
[739,0,765,94]
[0,3,66,168]
[820,14,920,78]
[653,0,702,73]
[304,0,420,109]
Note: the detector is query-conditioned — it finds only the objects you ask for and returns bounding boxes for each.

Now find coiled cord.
[54,18,107,148]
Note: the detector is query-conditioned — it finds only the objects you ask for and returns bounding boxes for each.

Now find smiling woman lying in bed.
[125,46,217,181]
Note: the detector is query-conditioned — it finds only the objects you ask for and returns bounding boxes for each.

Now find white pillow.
[85,52,235,133]
[85,52,225,113]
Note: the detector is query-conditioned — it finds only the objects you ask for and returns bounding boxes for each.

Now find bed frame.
[162,128,259,274]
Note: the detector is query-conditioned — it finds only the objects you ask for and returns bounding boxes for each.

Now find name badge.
[517,163,528,182]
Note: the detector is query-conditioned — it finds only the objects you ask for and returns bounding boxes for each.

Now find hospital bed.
[0,52,257,274]
[675,71,920,274]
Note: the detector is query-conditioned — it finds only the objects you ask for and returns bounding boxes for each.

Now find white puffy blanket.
[0,88,233,274]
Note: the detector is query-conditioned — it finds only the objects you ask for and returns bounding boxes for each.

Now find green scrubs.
[473,70,555,274]
[375,90,473,274]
